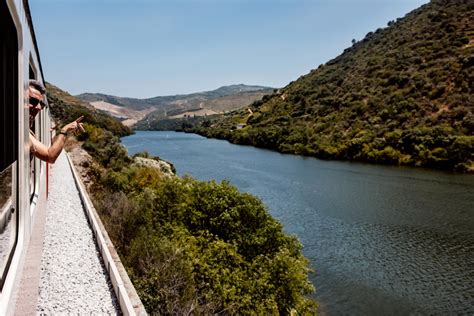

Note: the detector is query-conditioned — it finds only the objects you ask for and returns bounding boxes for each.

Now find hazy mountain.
[194,0,474,172]
[76,84,273,126]
[77,84,272,111]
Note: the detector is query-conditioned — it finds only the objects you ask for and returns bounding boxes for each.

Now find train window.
[0,0,19,289]
[29,64,37,201]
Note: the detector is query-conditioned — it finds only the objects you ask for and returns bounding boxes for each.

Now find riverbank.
[191,125,474,173]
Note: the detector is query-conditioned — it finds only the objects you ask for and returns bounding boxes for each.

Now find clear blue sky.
[30,0,428,98]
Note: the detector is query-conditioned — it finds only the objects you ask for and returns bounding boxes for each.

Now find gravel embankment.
[36,152,120,314]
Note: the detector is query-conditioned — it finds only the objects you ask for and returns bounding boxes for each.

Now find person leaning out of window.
[28,80,85,163]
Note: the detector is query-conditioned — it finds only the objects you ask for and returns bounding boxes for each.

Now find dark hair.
[29,79,46,94]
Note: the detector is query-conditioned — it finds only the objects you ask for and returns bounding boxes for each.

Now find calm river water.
[122,131,474,315]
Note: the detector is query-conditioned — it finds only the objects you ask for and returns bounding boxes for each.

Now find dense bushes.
[91,167,316,314]
[80,124,131,170]
[95,178,316,314]
[194,0,474,172]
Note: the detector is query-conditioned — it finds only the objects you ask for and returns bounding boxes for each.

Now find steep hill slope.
[196,0,474,172]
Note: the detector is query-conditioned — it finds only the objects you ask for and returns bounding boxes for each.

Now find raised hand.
[74,115,86,133]
[61,115,85,135]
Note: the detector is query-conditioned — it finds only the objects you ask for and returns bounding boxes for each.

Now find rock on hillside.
[132,157,176,177]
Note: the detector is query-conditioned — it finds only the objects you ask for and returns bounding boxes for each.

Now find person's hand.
[61,116,85,135]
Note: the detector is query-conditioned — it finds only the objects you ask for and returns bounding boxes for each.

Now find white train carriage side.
[0,0,52,313]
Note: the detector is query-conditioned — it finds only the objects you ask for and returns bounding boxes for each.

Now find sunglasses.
[29,97,46,109]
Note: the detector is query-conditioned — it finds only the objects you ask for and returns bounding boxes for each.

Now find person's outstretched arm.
[30,116,85,163]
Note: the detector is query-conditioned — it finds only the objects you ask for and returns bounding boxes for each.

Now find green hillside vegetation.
[195,0,474,172]
[48,84,317,314]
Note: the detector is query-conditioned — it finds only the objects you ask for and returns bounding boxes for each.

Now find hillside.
[87,101,155,127]
[77,84,273,127]
[195,0,474,172]
[46,83,132,137]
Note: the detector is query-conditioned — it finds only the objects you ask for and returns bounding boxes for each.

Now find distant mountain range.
[193,0,474,172]
[76,84,274,126]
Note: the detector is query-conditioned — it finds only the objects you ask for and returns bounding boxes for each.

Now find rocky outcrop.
[132,157,176,177]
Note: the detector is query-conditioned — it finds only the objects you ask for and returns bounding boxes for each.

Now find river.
[122,131,474,315]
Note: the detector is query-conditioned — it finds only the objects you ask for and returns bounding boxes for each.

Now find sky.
[30,0,428,98]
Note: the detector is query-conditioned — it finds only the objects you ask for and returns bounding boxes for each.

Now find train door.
[0,0,19,290]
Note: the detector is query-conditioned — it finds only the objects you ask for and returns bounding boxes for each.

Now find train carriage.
[0,0,52,312]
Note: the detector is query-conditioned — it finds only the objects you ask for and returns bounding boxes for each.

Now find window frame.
[0,0,20,291]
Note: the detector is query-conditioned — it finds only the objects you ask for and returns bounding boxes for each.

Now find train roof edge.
[23,0,46,84]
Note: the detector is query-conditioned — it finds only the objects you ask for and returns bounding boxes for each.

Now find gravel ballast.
[36,152,120,314]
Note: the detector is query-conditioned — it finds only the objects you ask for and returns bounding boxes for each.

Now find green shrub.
[95,176,317,314]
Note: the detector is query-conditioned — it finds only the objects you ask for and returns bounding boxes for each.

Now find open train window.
[29,63,38,202]
[0,1,19,290]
